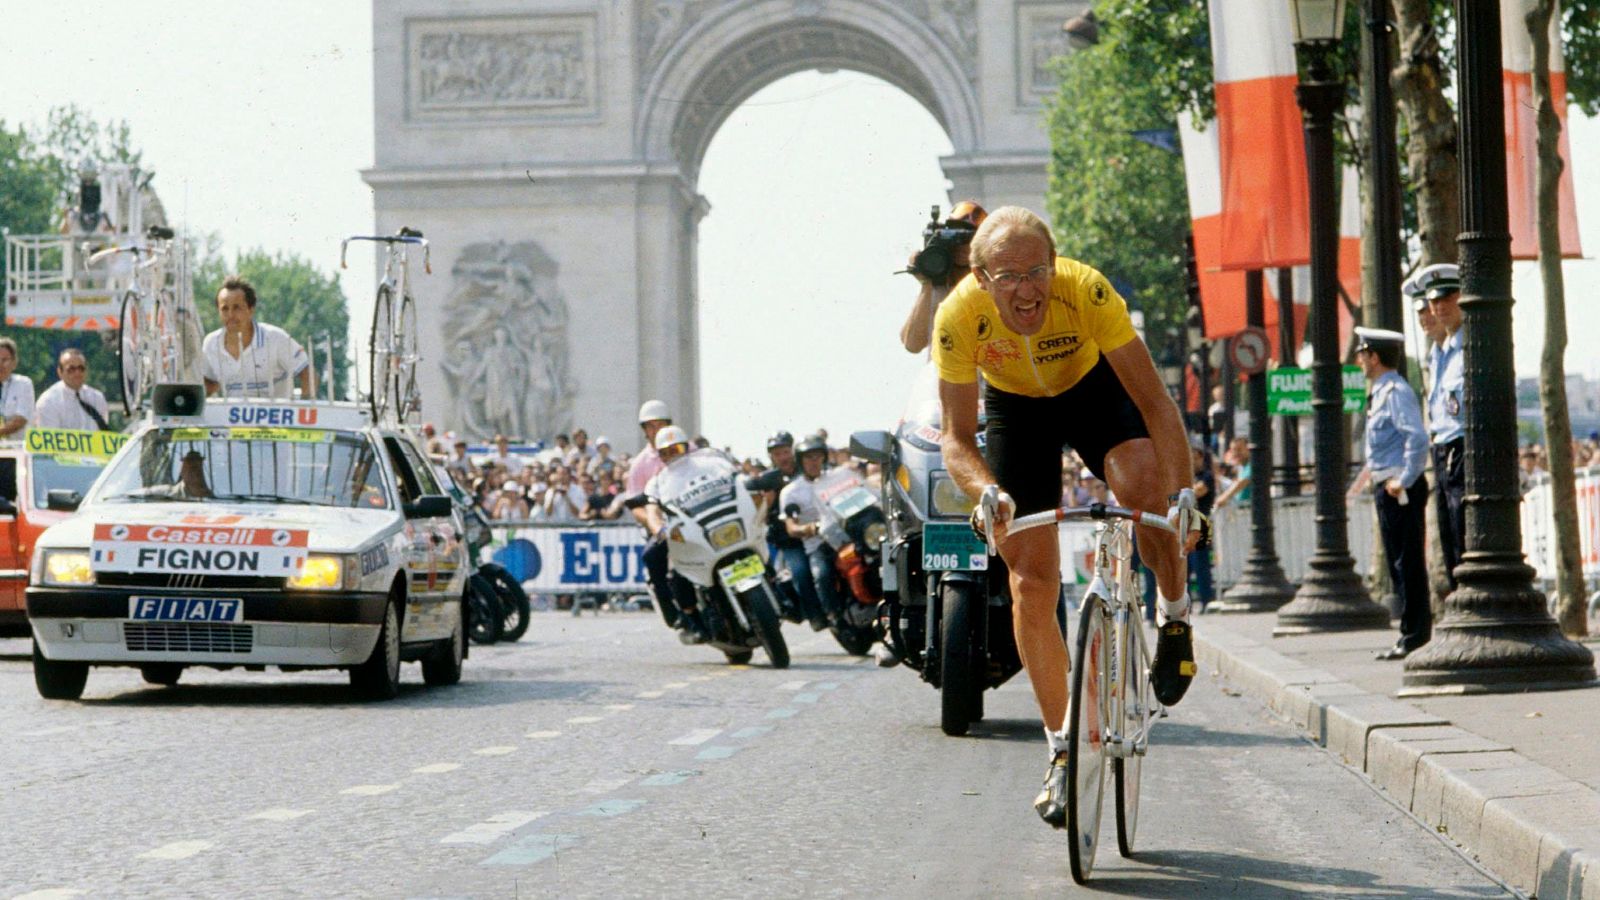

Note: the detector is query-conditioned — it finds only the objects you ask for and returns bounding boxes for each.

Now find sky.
[3,3,1598,455]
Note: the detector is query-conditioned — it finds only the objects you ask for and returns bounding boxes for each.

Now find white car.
[26,397,469,700]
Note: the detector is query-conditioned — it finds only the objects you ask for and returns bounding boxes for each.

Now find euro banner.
[1502,0,1582,260]
[26,428,128,461]
[485,523,650,592]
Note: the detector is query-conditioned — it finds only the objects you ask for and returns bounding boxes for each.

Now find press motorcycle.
[805,466,887,656]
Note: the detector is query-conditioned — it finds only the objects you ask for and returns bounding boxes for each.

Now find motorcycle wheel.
[829,623,875,656]
[481,563,531,642]
[740,584,790,669]
[939,580,984,736]
[467,573,503,645]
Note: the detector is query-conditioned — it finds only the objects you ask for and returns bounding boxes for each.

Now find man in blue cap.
[1404,263,1466,588]
[1351,327,1431,659]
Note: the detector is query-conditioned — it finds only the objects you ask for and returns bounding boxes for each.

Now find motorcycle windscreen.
[897,362,988,453]
[653,451,738,516]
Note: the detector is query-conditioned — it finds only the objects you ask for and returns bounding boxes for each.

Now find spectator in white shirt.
[202,276,313,399]
[34,348,110,431]
[566,428,597,469]
[0,338,36,437]
[541,466,587,522]
[487,434,525,476]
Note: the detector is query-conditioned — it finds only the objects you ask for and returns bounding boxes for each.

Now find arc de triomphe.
[365,0,1079,447]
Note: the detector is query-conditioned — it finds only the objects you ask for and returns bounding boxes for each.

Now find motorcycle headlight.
[930,473,976,517]
[863,521,887,552]
[286,554,359,591]
[42,549,96,586]
[708,520,745,550]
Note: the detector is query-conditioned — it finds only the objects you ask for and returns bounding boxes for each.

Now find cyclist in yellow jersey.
[930,206,1200,829]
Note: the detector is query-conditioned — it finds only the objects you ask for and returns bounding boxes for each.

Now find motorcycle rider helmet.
[637,399,672,425]
[795,433,827,458]
[945,199,988,231]
[653,424,692,460]
[766,430,794,450]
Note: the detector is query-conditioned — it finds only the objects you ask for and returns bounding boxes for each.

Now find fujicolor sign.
[91,523,310,576]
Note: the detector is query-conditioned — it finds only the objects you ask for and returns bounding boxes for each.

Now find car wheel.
[351,600,402,700]
[423,600,465,686]
[33,639,87,700]
[140,664,184,686]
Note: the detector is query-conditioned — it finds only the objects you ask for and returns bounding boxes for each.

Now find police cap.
[1354,326,1406,353]
[1402,263,1461,302]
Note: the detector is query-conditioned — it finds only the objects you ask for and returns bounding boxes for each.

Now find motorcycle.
[647,449,791,668]
[801,466,887,656]
[849,365,1025,737]
[438,465,532,645]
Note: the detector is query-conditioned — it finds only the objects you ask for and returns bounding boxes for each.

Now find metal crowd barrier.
[1520,466,1600,588]
[1211,493,1377,588]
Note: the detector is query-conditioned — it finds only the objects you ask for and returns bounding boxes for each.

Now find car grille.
[99,572,286,591]
[124,622,253,654]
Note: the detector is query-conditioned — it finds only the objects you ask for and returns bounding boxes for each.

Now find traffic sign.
[1228,328,1271,375]
[1266,366,1367,416]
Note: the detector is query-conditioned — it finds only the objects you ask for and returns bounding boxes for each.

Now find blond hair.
[968,206,1056,272]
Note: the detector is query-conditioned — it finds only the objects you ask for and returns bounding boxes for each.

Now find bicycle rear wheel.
[368,285,394,420]
[393,291,418,418]
[1066,593,1108,884]
[1115,615,1148,857]
[117,290,150,414]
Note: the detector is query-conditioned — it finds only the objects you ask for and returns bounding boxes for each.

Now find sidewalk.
[1192,611,1600,899]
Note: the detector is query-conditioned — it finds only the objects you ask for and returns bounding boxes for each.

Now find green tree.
[1044,0,1207,370]
[190,247,352,399]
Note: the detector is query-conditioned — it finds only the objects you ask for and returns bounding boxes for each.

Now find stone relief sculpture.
[439,241,576,440]
[417,29,589,108]
[1028,13,1070,95]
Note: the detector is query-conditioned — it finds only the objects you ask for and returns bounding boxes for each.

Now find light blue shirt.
[1426,327,1464,444]
[1365,369,1428,489]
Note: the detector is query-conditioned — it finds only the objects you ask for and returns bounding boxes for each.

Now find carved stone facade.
[369,0,1056,446]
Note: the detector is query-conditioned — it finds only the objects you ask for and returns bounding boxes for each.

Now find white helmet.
[638,399,672,425]
[654,425,691,454]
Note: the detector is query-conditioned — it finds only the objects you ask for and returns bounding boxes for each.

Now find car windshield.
[30,455,106,508]
[93,426,390,509]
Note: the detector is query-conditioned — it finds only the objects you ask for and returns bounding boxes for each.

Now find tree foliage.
[1044,0,1210,368]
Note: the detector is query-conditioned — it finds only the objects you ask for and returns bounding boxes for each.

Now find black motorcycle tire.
[830,623,875,656]
[939,580,984,737]
[724,650,755,665]
[741,584,790,669]
[466,573,503,645]
[480,563,531,642]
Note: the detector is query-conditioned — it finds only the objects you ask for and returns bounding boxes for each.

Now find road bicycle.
[341,228,429,423]
[989,500,1189,884]
[89,225,200,413]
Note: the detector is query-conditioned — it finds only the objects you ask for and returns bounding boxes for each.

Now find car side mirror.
[45,489,82,512]
[849,430,895,465]
[404,494,452,519]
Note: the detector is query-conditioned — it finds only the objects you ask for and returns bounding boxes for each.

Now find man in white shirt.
[487,434,525,476]
[0,338,36,437]
[35,348,110,430]
[202,276,313,399]
[541,465,587,522]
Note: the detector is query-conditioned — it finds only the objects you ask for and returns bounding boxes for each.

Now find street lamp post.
[1362,0,1405,346]
[1275,267,1302,496]
[1275,0,1389,634]
[1401,0,1594,690]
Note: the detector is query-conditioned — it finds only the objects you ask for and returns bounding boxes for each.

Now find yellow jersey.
[932,257,1138,397]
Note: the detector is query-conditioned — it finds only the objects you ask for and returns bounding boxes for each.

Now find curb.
[1194,622,1600,899]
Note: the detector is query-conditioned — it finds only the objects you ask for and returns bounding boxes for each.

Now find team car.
[25,393,469,700]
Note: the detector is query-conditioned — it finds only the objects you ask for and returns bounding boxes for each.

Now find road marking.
[482,833,580,866]
[688,675,714,682]
[440,811,546,845]
[566,715,604,724]
[413,763,462,774]
[793,692,820,704]
[730,725,773,739]
[667,728,722,746]
[635,690,665,699]
[12,889,87,899]
[581,776,634,794]
[766,708,799,719]
[662,681,690,690]
[340,784,399,796]
[474,746,517,756]
[605,703,635,712]
[639,770,697,787]
[19,726,80,738]
[525,730,562,740]
[815,682,840,690]
[577,799,645,817]
[696,745,739,760]
[138,840,212,860]
[247,808,313,821]
[777,680,809,691]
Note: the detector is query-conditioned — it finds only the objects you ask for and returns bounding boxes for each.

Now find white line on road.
[662,681,690,690]
[440,811,546,845]
[581,776,634,794]
[566,715,604,724]
[413,763,462,774]
[340,784,400,796]
[777,680,809,691]
[696,746,739,760]
[474,746,518,756]
[525,730,562,739]
[247,808,313,822]
[635,690,665,699]
[667,728,722,746]
[138,840,212,860]
[11,889,87,899]
[688,675,714,682]
[604,703,635,711]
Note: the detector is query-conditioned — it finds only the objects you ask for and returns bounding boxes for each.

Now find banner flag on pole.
[1208,0,1312,270]
[1180,110,1250,340]
[1502,0,1582,259]
[1336,164,1359,352]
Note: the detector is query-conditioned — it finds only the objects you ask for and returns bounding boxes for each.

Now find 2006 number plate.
[922,522,988,572]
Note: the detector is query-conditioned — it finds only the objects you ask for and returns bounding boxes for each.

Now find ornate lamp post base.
[1215,562,1295,613]
[1274,553,1387,634]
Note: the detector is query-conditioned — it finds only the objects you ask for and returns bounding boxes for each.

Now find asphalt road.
[0,612,1510,899]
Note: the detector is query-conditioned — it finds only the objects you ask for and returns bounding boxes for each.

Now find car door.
[0,456,24,628]
[380,435,449,642]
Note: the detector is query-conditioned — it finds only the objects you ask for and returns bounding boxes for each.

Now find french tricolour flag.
[1502,0,1582,259]
[1209,0,1311,270]
[1180,110,1250,341]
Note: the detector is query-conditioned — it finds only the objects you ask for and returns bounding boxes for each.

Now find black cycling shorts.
[983,354,1151,516]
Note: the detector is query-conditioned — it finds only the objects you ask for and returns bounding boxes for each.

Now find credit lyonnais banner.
[486,524,649,592]
[27,428,128,461]
[91,523,310,576]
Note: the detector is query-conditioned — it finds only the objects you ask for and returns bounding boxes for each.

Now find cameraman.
[899,200,987,354]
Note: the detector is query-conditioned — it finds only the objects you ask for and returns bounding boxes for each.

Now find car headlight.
[708,520,745,550]
[42,549,95,586]
[863,521,887,552]
[930,473,976,517]
[286,554,359,591]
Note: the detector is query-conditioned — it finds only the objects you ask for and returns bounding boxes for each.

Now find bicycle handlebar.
[86,243,167,267]
[1008,503,1180,538]
[340,233,432,274]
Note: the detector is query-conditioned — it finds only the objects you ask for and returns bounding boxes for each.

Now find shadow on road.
[1093,849,1509,898]
[78,677,607,709]
[1148,719,1305,749]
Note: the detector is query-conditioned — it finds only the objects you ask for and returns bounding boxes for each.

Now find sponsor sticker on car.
[129,596,244,623]
[91,523,310,576]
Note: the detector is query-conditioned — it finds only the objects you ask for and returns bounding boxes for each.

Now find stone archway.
[365,0,1079,448]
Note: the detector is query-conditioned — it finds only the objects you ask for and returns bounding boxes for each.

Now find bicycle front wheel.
[117,290,147,414]
[368,285,394,420]
[393,291,418,419]
[1066,593,1108,885]
[1115,615,1148,857]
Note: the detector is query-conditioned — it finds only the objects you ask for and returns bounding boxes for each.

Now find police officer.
[1351,328,1431,659]
[1404,263,1466,588]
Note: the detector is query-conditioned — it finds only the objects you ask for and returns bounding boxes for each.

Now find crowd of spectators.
[426,425,638,523]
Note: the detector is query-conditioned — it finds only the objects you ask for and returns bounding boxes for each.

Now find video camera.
[906,205,977,288]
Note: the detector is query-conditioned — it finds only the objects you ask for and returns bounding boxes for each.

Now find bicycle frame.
[1080,518,1156,762]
